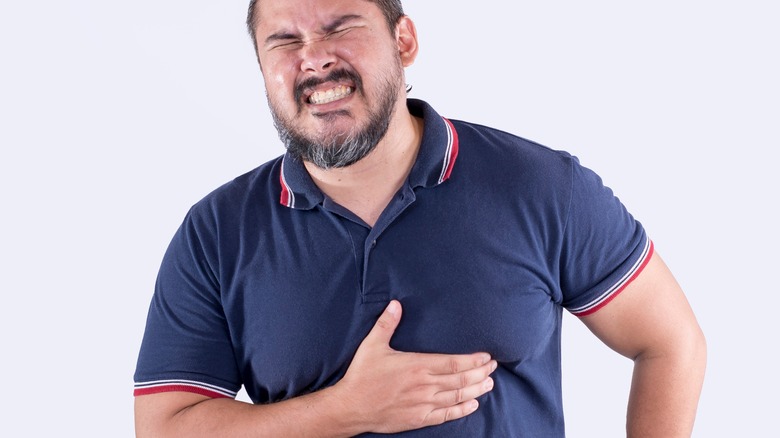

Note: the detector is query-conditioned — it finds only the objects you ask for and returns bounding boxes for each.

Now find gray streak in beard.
[274,103,392,169]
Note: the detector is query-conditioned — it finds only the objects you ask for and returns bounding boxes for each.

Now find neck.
[304,104,424,227]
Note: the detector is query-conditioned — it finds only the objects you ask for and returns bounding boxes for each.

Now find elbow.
[692,323,707,373]
[667,321,708,382]
[679,317,707,371]
[636,319,707,373]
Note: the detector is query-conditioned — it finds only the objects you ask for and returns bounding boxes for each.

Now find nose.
[300,40,337,73]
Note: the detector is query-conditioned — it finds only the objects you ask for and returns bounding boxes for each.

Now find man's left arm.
[580,251,706,437]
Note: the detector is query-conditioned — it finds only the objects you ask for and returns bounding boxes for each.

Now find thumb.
[366,300,402,346]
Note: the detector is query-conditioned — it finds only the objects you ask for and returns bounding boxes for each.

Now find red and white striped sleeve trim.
[570,238,655,317]
[133,379,237,399]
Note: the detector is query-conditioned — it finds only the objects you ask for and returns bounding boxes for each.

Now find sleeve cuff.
[133,379,238,399]
[569,238,654,317]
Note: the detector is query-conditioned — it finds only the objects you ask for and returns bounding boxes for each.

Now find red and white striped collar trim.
[438,117,459,184]
[279,157,296,209]
[278,102,459,209]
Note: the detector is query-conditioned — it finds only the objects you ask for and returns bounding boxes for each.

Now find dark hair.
[246,0,405,51]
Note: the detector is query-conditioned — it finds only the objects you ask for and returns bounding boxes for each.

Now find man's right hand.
[332,300,498,434]
[135,299,496,437]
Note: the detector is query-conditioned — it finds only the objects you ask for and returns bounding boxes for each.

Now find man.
[134,0,706,436]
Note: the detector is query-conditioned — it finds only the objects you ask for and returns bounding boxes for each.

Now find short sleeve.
[559,157,653,316]
[133,207,241,399]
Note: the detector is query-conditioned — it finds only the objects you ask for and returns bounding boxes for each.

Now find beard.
[268,65,403,170]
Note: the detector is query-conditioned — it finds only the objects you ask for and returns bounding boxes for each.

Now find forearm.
[626,331,707,437]
[135,386,362,438]
[136,301,495,437]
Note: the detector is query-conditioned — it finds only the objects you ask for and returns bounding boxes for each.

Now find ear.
[395,16,419,68]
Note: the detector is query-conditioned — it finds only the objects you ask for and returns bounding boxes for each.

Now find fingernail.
[467,399,479,412]
[481,353,491,364]
[491,360,498,372]
[386,300,399,316]
[484,377,494,391]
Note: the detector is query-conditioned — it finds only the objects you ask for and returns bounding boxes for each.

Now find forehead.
[256,0,382,33]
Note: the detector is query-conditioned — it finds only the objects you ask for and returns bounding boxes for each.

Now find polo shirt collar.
[279,98,459,210]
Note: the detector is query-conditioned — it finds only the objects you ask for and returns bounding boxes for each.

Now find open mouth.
[296,69,361,108]
[307,85,354,105]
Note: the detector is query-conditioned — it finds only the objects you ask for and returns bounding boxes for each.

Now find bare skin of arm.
[135,300,497,438]
[581,252,706,437]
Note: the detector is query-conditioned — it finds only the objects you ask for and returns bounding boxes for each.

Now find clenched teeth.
[309,85,353,105]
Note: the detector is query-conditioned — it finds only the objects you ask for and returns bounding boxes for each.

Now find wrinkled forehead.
[255,0,380,32]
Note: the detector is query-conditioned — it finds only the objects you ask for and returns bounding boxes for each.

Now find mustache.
[294,69,363,105]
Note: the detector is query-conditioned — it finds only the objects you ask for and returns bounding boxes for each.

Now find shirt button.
[371,240,377,247]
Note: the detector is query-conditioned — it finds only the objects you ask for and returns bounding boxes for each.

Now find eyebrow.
[264,14,363,46]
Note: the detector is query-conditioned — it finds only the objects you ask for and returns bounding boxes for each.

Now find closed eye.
[328,26,357,37]
[263,14,365,51]
[268,27,359,50]
[264,31,303,50]
[269,40,304,50]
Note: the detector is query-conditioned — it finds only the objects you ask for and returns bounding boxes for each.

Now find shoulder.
[188,156,284,220]
[448,119,577,189]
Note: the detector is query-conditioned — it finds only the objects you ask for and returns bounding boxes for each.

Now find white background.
[1,0,777,436]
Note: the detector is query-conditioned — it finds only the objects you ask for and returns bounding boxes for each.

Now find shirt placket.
[361,185,416,303]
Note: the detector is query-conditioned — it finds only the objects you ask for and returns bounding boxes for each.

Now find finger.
[415,352,492,375]
[422,399,481,427]
[434,360,498,392]
[433,374,495,407]
[364,300,402,346]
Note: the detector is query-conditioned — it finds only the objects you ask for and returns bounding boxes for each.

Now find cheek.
[270,66,296,90]
[261,52,299,87]
[335,44,359,62]
[262,71,298,110]
[341,43,399,78]
[267,73,289,92]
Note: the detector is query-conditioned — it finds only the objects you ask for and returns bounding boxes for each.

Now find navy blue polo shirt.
[135,99,651,436]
